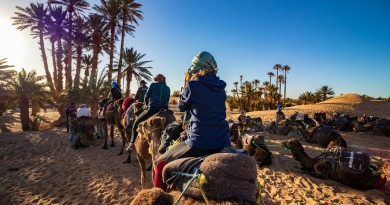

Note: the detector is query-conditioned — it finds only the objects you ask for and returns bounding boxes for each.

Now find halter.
[143,125,164,140]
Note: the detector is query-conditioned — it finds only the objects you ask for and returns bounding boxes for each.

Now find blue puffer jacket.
[144,82,170,108]
[179,74,230,149]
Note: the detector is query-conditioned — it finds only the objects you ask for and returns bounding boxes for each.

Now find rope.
[173,168,209,205]
[173,168,200,205]
[255,181,265,205]
[196,173,209,204]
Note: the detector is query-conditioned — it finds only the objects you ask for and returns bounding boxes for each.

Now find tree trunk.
[126,71,132,97]
[56,38,64,91]
[66,11,73,90]
[283,72,287,106]
[51,40,58,88]
[39,31,55,93]
[108,25,116,84]
[74,45,82,89]
[117,13,127,87]
[19,96,30,131]
[84,64,90,85]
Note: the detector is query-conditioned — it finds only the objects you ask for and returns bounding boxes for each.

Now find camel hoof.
[122,160,131,164]
[111,144,115,147]
[117,152,123,156]
[101,146,107,149]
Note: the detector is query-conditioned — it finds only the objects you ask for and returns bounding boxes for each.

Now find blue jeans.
[130,107,161,143]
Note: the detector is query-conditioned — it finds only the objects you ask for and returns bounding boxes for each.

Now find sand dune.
[0,94,389,204]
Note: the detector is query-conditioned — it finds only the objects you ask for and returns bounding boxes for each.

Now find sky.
[1,0,389,99]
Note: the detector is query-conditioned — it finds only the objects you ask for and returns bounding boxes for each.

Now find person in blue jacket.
[127,74,170,150]
[153,51,230,189]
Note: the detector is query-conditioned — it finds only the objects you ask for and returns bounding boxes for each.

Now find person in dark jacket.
[127,74,170,150]
[153,51,230,190]
[102,81,122,116]
[135,80,148,103]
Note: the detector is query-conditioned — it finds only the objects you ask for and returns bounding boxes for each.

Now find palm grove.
[227,63,336,112]
[0,0,152,131]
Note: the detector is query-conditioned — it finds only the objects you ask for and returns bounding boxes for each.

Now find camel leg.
[118,130,126,156]
[137,154,147,189]
[122,131,132,163]
[123,150,131,164]
[312,162,330,180]
[101,123,108,149]
[110,125,115,147]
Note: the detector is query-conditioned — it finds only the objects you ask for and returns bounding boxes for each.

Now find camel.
[229,117,265,143]
[372,119,390,136]
[101,99,128,156]
[304,125,347,148]
[235,131,272,167]
[122,101,144,164]
[281,139,387,190]
[134,116,166,189]
[70,116,102,149]
[313,112,334,126]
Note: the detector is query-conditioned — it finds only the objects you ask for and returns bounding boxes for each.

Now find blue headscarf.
[80,104,87,108]
[111,81,118,88]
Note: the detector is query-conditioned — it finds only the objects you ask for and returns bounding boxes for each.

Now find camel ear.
[149,117,156,126]
[160,117,166,125]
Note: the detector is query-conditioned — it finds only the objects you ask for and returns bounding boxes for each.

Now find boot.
[154,160,167,190]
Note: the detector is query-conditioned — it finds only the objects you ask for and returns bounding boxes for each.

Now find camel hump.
[164,152,257,202]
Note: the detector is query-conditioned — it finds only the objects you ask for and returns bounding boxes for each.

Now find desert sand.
[0,94,389,205]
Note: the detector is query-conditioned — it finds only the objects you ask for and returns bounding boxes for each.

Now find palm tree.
[253,79,260,90]
[282,65,290,106]
[233,81,239,97]
[267,71,274,85]
[316,85,335,101]
[12,3,56,93]
[73,16,89,89]
[116,0,143,86]
[94,0,121,84]
[121,47,153,96]
[47,5,67,91]
[81,54,93,84]
[299,91,315,105]
[48,0,90,89]
[273,64,281,92]
[5,69,52,131]
[0,59,15,116]
[277,75,284,96]
[87,13,107,81]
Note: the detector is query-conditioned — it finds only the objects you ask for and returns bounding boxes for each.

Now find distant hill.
[240,94,390,122]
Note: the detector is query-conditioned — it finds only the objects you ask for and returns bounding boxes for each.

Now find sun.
[0,16,26,69]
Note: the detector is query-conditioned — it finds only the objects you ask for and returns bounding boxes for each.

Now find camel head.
[281,139,302,150]
[142,116,165,157]
[133,102,144,112]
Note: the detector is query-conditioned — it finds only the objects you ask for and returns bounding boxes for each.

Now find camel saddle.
[339,150,370,172]
[241,132,264,147]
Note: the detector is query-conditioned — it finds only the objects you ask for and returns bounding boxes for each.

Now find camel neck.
[291,146,317,171]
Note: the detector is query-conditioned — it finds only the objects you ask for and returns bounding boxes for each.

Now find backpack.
[158,120,184,154]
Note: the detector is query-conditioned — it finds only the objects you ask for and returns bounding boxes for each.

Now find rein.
[143,125,164,140]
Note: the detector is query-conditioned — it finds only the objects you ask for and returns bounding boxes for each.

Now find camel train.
[67,100,388,204]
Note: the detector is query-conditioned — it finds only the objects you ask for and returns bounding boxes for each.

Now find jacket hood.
[197,74,226,92]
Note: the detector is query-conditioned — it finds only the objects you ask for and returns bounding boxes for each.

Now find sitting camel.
[313,112,334,126]
[281,139,387,190]
[70,117,102,149]
[235,131,272,167]
[304,125,347,148]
